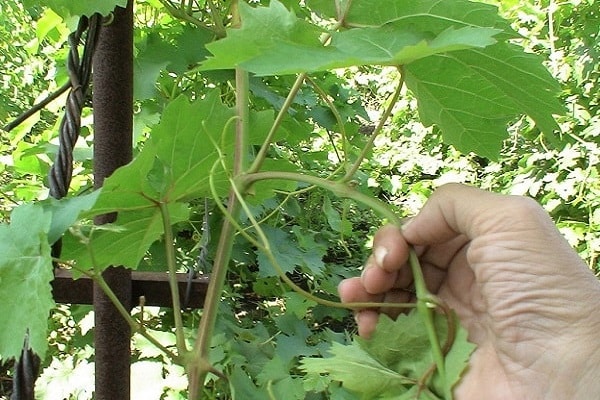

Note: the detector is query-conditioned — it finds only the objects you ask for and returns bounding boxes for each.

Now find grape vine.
[0,0,567,399]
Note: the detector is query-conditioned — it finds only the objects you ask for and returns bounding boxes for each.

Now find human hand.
[338,183,600,399]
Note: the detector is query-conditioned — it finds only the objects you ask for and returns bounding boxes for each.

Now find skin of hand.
[338,183,600,399]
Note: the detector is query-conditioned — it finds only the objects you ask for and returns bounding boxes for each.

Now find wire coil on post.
[48,15,101,200]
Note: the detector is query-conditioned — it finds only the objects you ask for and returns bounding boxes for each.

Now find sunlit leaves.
[200,0,502,75]
[43,0,127,19]
[343,0,515,37]
[0,204,54,359]
[405,43,564,158]
[200,0,562,159]
[92,91,236,214]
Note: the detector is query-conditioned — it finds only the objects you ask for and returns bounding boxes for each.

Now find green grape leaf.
[360,312,475,395]
[404,42,564,159]
[267,376,305,400]
[151,92,235,202]
[344,0,515,38]
[45,0,127,27]
[61,203,189,272]
[284,291,317,319]
[200,0,503,76]
[134,33,173,100]
[357,313,434,374]
[90,144,160,214]
[440,317,475,395]
[230,365,269,400]
[257,226,326,277]
[256,355,290,386]
[302,311,475,398]
[91,91,239,215]
[134,27,213,100]
[301,342,412,397]
[0,204,54,360]
[257,226,305,277]
[42,191,101,243]
[199,0,562,159]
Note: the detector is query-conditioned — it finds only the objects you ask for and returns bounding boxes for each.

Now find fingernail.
[360,265,368,279]
[374,246,388,268]
[354,312,362,325]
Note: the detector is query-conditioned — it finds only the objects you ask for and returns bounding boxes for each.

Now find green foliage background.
[0,0,599,399]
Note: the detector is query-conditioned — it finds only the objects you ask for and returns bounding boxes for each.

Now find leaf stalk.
[158,201,188,354]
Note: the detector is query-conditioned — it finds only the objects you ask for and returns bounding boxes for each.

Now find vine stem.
[235,67,249,172]
[247,73,306,174]
[409,249,450,399]
[158,202,188,354]
[89,268,179,361]
[240,171,401,225]
[158,0,214,32]
[188,193,240,397]
[242,170,451,396]
[342,67,405,182]
[188,66,250,398]
[222,171,415,311]
[207,0,226,38]
[64,243,179,362]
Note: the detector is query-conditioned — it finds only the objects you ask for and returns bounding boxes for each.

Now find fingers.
[361,256,400,294]
[355,310,379,338]
[373,225,409,272]
[338,278,383,338]
[360,225,412,294]
[339,278,412,338]
[338,277,383,304]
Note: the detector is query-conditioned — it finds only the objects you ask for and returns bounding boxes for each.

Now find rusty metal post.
[92,2,133,399]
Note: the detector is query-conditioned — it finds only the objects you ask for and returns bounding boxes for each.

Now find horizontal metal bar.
[52,269,209,308]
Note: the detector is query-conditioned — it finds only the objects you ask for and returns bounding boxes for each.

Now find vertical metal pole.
[92,2,133,399]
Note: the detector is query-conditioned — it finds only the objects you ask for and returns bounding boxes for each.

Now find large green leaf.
[153,92,235,202]
[404,42,564,158]
[61,203,189,272]
[44,0,127,28]
[0,204,54,359]
[301,342,412,397]
[199,0,562,159]
[343,0,515,37]
[92,91,238,215]
[90,143,160,214]
[302,311,475,398]
[42,191,101,243]
[200,0,502,75]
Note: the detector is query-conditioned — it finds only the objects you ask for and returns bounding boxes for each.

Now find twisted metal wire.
[11,14,102,400]
[48,15,101,199]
